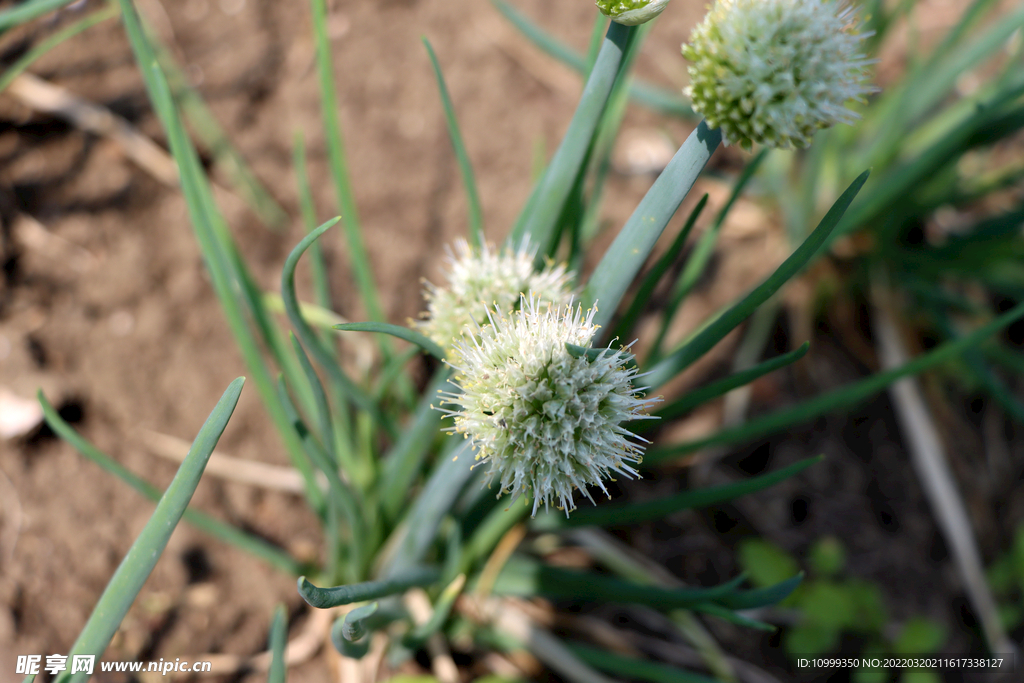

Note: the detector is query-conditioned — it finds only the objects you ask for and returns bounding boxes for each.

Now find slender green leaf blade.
[55,379,245,683]
[423,39,484,248]
[646,170,869,388]
[0,5,116,93]
[38,390,301,574]
[566,644,722,683]
[309,0,384,325]
[652,342,811,424]
[0,0,76,31]
[647,298,1024,462]
[533,456,822,530]
[267,604,288,683]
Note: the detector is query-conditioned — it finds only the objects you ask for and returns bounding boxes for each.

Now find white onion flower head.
[596,0,671,26]
[441,295,660,517]
[417,238,574,350]
[682,0,875,150]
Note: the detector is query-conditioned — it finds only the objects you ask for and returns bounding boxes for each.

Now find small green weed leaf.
[800,580,857,631]
[853,665,888,683]
[899,672,942,683]
[336,322,446,361]
[847,580,888,632]
[738,538,800,590]
[808,536,847,577]
[786,624,840,657]
[267,604,288,683]
[893,617,946,655]
[298,567,440,609]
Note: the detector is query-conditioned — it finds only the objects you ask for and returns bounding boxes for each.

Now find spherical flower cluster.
[416,238,574,351]
[441,296,660,517]
[596,0,671,26]
[682,0,875,150]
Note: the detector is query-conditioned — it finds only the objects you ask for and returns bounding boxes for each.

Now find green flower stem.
[54,379,245,683]
[298,567,440,609]
[510,19,635,253]
[585,121,722,330]
[383,440,478,577]
[489,0,693,118]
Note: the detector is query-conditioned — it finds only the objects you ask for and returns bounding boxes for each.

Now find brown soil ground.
[0,1,1021,682]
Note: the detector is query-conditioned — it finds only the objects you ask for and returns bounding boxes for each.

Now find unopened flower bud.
[596,0,671,26]
[682,0,875,150]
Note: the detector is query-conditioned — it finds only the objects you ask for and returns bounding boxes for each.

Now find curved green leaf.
[335,322,446,360]
[298,567,440,609]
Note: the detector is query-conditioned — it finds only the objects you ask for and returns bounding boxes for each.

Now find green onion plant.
[11,0,1024,680]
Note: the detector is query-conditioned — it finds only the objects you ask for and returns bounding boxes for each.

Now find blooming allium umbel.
[596,0,671,26]
[441,296,660,517]
[682,0,874,150]
[416,238,574,350]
